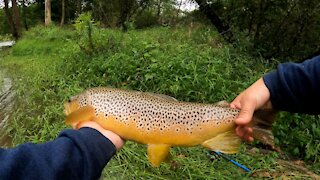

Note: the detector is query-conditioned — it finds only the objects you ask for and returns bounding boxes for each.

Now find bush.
[274,113,320,162]
[11,25,74,56]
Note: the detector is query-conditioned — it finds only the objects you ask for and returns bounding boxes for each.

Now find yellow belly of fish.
[93,113,240,167]
[94,113,234,146]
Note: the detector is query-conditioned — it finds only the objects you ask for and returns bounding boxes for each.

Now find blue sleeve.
[263,55,320,114]
[0,127,116,180]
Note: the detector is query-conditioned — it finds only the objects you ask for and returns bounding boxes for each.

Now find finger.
[235,126,246,138]
[76,121,100,130]
[246,136,254,143]
[230,101,241,109]
[71,122,78,129]
[243,127,254,142]
[230,103,236,109]
[234,102,242,109]
[235,100,255,126]
[230,93,244,108]
[75,121,86,130]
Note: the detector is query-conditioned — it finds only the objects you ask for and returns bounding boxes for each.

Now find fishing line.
[208,151,251,172]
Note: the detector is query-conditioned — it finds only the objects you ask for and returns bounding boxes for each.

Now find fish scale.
[64,87,276,167]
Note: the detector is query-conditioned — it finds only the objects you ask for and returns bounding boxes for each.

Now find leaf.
[144,74,154,80]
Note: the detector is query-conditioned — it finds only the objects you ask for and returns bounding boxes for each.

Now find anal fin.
[147,144,171,167]
[65,105,96,125]
[201,131,241,154]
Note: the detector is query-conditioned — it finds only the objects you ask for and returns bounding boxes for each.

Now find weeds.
[0,25,319,178]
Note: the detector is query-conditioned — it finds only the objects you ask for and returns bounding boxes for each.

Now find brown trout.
[64,87,276,167]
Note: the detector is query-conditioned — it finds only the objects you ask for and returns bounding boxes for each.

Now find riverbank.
[0,25,318,178]
[0,71,14,146]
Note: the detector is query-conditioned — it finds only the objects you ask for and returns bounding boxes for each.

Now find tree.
[194,0,235,43]
[3,0,15,36]
[45,0,52,26]
[21,0,29,30]
[60,0,65,26]
[12,0,22,34]
[3,0,21,39]
[117,0,135,31]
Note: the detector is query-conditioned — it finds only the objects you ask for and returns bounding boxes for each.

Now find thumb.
[235,101,255,126]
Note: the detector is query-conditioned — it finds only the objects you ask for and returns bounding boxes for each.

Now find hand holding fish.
[230,78,272,142]
[74,121,125,150]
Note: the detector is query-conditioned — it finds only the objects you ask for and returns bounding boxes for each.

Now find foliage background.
[0,0,319,178]
[1,23,319,178]
[1,0,320,60]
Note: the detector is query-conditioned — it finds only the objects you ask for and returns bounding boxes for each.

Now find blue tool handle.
[213,151,251,173]
[229,159,251,172]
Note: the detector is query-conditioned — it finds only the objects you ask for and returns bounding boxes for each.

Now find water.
[0,41,15,147]
[0,41,15,49]
[0,76,14,147]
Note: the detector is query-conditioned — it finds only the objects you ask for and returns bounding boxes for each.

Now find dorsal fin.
[214,100,230,107]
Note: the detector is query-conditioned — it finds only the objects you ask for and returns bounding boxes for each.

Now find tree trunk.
[4,0,15,36]
[22,0,29,30]
[60,0,65,26]
[11,0,22,38]
[4,0,20,39]
[77,0,82,16]
[156,0,161,23]
[175,0,183,20]
[195,0,235,43]
[118,0,134,31]
[45,0,52,26]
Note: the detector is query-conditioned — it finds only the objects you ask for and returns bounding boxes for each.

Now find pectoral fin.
[147,144,171,167]
[65,105,96,125]
[201,131,241,154]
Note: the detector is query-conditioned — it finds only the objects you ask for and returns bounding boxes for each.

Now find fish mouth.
[64,102,71,116]
[64,99,80,116]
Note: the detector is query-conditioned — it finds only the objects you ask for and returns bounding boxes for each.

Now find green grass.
[0,25,319,179]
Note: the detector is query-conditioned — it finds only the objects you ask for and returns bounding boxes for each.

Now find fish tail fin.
[65,105,96,126]
[201,131,241,154]
[252,109,278,150]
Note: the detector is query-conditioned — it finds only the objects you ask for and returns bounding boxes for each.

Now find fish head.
[64,92,96,126]
[64,95,81,116]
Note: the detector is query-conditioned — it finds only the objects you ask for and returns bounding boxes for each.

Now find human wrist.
[77,121,124,150]
[98,130,124,150]
[256,78,272,109]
